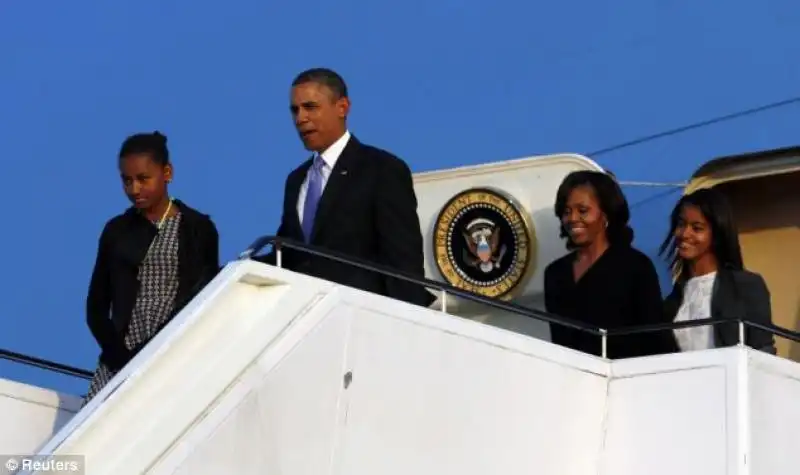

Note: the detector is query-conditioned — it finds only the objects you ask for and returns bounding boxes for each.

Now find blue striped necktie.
[302,154,325,242]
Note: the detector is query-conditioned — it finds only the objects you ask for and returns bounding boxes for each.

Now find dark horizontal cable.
[0,348,93,380]
[588,95,800,158]
[629,186,683,209]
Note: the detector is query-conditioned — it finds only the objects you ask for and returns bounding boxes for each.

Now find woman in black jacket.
[544,170,671,358]
[84,131,220,403]
[660,187,775,354]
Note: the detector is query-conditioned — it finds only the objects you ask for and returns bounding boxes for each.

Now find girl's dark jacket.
[86,199,220,370]
[662,266,776,354]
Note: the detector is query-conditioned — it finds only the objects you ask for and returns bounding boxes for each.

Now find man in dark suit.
[257,68,434,307]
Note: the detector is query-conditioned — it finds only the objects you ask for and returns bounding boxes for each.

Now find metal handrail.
[244,235,800,353]
[3,234,800,381]
[606,317,800,342]
[240,235,601,334]
[0,348,93,380]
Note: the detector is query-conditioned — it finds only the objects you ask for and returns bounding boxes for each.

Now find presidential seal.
[433,188,535,299]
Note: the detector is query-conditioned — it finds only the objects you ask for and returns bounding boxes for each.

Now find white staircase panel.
[748,350,800,475]
[601,351,742,475]
[31,261,335,474]
[20,260,800,475]
[152,298,354,475]
[336,296,608,475]
[0,378,81,455]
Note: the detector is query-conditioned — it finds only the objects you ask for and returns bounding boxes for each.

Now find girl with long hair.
[659,187,775,353]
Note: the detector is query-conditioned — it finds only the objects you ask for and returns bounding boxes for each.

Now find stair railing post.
[739,320,745,346]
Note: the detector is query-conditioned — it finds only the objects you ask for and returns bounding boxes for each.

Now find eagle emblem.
[462,218,507,273]
[433,187,534,299]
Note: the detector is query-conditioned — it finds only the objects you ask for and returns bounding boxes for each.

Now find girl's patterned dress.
[83,212,182,404]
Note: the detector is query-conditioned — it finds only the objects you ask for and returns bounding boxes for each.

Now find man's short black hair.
[292,68,348,100]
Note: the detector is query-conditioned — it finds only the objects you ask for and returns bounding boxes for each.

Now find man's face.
[290,81,349,152]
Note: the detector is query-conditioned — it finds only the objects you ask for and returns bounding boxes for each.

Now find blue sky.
[2,0,799,395]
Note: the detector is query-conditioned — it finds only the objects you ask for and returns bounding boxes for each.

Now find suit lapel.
[310,137,359,242]
[287,160,312,236]
[711,268,741,346]
[712,268,743,317]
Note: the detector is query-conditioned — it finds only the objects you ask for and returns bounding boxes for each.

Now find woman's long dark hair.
[554,170,634,250]
[659,187,744,282]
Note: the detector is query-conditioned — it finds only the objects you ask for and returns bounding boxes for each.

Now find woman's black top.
[544,244,672,359]
[85,199,220,369]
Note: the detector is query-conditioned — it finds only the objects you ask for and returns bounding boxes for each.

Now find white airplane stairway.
[0,378,82,457]
[20,257,800,475]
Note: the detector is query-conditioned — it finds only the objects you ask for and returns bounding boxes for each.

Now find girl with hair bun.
[83,131,220,403]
